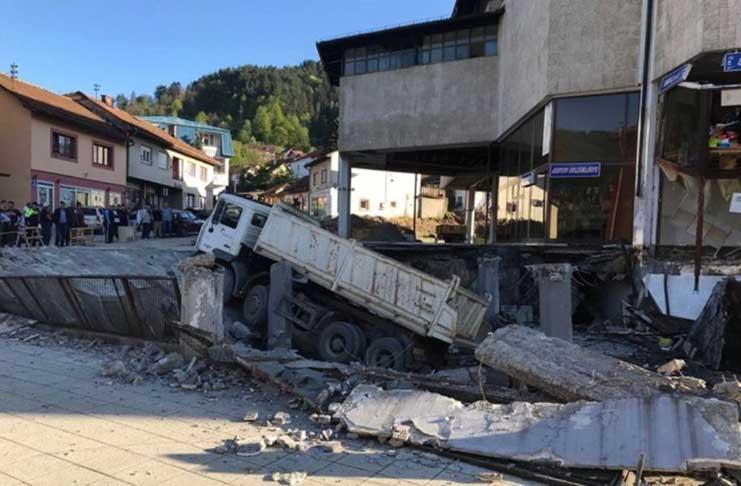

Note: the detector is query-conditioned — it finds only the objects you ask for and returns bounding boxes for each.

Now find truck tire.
[365,337,408,371]
[317,321,364,363]
[222,266,235,304]
[242,284,269,328]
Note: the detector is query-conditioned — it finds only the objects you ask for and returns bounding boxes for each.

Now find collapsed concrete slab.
[475,325,704,402]
[335,385,741,473]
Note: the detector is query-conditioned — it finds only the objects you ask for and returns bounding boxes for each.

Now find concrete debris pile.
[475,325,707,402]
[334,385,741,472]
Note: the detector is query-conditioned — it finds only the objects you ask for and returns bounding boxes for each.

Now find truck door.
[198,199,244,258]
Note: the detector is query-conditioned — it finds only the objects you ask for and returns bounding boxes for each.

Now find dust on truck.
[196,193,490,370]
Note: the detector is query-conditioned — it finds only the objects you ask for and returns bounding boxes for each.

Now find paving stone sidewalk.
[0,335,530,485]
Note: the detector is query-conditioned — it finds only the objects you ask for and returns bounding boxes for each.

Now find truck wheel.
[317,321,364,363]
[242,284,268,328]
[365,337,408,371]
[222,266,235,303]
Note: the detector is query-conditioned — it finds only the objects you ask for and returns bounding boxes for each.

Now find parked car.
[185,207,211,220]
[82,207,103,231]
[173,210,204,236]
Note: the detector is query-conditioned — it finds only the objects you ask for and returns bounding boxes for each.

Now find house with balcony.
[141,116,232,195]
[0,74,127,210]
[72,94,224,210]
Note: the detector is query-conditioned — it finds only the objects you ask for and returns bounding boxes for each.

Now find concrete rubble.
[475,325,706,402]
[334,384,741,473]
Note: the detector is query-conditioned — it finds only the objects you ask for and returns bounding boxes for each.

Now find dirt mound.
[322,215,413,242]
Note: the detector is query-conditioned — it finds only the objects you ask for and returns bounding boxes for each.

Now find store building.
[72,93,224,210]
[0,74,128,209]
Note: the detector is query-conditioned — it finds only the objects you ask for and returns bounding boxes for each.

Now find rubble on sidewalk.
[475,325,706,402]
[271,471,307,485]
[334,384,741,473]
[685,278,741,371]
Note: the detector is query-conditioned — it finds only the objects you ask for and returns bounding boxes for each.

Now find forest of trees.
[115,61,338,171]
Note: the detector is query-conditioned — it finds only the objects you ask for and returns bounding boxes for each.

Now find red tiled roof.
[0,74,116,133]
[74,92,222,167]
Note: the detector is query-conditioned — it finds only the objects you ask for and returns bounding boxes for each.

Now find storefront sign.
[723,52,741,72]
[659,63,692,92]
[549,162,601,179]
[730,193,741,214]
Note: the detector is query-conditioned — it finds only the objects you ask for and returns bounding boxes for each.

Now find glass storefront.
[497,92,639,243]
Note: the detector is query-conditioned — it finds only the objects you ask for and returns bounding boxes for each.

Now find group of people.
[0,199,177,247]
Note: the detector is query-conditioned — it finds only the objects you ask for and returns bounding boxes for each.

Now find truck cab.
[196,193,272,261]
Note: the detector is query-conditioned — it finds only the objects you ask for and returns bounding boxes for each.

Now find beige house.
[0,74,127,209]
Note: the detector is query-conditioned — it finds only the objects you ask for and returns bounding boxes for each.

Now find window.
[109,192,122,206]
[390,201,397,208]
[37,182,54,210]
[60,186,89,207]
[186,193,195,207]
[321,169,328,184]
[251,213,267,228]
[140,146,152,165]
[172,157,182,180]
[52,131,76,159]
[200,166,208,181]
[90,189,105,207]
[313,173,318,186]
[345,24,497,77]
[188,162,196,177]
[220,203,242,229]
[379,202,385,210]
[92,143,112,168]
[158,151,168,170]
[359,199,370,210]
[201,133,216,146]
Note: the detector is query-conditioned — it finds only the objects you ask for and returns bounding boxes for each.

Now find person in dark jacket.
[52,201,73,246]
[39,205,53,246]
[72,202,86,228]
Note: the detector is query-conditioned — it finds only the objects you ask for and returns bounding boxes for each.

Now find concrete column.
[267,261,293,349]
[489,174,498,243]
[527,263,573,342]
[337,154,352,239]
[476,256,501,330]
[178,262,224,343]
[465,189,476,244]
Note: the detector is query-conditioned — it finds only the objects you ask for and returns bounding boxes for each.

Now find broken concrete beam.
[686,279,741,371]
[335,385,741,473]
[475,325,704,402]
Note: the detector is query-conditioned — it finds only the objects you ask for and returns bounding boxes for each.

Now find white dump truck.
[196,193,490,369]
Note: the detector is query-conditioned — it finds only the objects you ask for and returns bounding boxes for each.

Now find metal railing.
[0,275,180,339]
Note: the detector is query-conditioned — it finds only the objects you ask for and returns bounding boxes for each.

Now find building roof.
[316,11,502,86]
[141,116,234,158]
[283,176,310,195]
[0,74,124,140]
[72,93,222,167]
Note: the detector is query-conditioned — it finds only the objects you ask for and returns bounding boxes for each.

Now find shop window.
[553,93,640,163]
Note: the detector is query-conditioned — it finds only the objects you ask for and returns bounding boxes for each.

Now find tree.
[170,99,183,116]
[237,120,253,143]
[195,111,209,124]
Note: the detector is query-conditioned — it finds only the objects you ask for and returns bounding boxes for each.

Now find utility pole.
[93,83,101,99]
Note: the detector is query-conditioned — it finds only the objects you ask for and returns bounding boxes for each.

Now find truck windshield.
[211,200,225,226]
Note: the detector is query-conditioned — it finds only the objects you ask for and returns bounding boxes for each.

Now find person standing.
[73,202,86,229]
[6,201,21,246]
[0,201,11,247]
[102,205,114,244]
[136,205,153,240]
[53,201,72,247]
[161,203,173,238]
[39,205,53,246]
[152,207,163,238]
[24,202,40,247]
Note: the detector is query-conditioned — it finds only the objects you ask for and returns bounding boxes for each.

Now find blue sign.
[549,162,601,179]
[660,63,692,92]
[723,52,741,72]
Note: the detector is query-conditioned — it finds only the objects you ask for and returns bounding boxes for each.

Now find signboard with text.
[549,162,602,179]
[660,63,692,92]
[723,52,741,72]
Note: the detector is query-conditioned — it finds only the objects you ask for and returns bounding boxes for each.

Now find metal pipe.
[635,0,654,198]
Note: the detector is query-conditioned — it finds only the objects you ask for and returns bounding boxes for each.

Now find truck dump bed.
[253,203,490,344]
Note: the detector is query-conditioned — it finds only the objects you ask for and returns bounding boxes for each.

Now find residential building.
[141,116,233,196]
[0,74,127,209]
[317,0,741,253]
[306,151,418,219]
[72,94,224,210]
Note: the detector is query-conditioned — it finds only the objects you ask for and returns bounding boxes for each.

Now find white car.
[82,207,103,228]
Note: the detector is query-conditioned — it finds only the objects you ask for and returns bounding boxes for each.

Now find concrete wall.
[29,116,127,188]
[495,0,642,138]
[338,56,499,151]
[653,0,741,77]
[0,89,31,205]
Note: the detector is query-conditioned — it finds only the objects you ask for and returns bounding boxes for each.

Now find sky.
[0,0,454,97]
